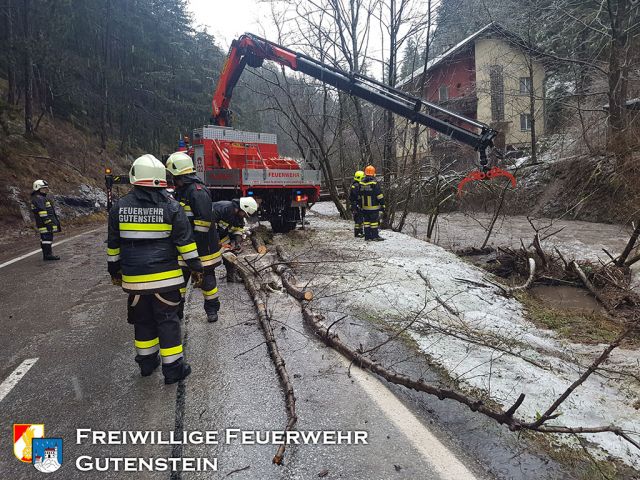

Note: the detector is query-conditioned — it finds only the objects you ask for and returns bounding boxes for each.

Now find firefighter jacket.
[349,180,360,211]
[174,175,221,271]
[358,176,385,211]
[212,200,245,246]
[31,191,61,233]
[107,187,203,295]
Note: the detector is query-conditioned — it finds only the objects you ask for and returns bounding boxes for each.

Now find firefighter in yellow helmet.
[31,180,62,260]
[166,151,221,323]
[107,154,203,384]
[357,165,385,241]
[349,170,365,237]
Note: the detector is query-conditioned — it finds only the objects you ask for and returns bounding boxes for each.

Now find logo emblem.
[13,424,45,463]
[32,438,63,473]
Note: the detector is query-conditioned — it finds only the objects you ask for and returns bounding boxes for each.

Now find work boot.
[42,244,60,261]
[354,228,364,238]
[207,312,219,323]
[135,353,160,377]
[163,361,192,385]
[372,237,385,242]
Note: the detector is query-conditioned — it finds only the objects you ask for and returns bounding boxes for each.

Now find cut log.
[235,260,297,464]
[272,263,313,301]
[250,230,268,255]
[276,244,296,268]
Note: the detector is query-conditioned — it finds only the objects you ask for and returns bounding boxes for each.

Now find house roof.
[396,22,524,88]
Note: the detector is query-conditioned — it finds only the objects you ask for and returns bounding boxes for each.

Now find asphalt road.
[0,228,489,479]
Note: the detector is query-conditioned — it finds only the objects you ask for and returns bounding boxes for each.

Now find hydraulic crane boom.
[212,33,499,169]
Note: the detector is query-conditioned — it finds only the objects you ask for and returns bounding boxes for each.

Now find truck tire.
[270,217,297,233]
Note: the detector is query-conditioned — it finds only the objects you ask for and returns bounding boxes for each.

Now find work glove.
[111,275,122,286]
[191,271,204,289]
[231,244,242,254]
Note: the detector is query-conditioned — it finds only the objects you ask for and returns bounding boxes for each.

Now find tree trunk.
[528,61,537,163]
[5,0,18,105]
[23,0,34,136]
[100,0,112,150]
[606,0,630,157]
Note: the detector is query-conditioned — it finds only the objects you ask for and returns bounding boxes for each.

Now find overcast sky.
[187,0,279,48]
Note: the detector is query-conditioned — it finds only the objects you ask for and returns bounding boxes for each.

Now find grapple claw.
[457,167,516,196]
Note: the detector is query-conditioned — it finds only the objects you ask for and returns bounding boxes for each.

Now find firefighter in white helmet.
[107,154,203,384]
[166,151,222,323]
[31,180,62,260]
[212,197,258,282]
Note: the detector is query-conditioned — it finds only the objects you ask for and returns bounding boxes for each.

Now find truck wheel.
[270,218,297,233]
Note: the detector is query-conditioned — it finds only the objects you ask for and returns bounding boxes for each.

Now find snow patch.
[307,202,640,468]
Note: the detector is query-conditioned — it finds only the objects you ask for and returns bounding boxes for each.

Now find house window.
[520,113,532,131]
[519,77,532,95]
[489,65,504,122]
[439,85,449,101]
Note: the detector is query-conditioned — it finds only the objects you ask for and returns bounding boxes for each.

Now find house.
[397,23,546,153]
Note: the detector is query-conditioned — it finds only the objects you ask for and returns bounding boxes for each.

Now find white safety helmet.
[165,151,195,176]
[129,154,167,187]
[238,197,258,215]
[33,179,49,191]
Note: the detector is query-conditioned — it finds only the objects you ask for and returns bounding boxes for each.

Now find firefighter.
[358,165,385,241]
[107,154,203,384]
[349,170,365,237]
[31,180,62,260]
[165,152,222,323]
[212,197,258,282]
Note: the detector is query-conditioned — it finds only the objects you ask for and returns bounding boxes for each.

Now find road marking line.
[0,228,103,270]
[349,364,479,480]
[0,358,39,403]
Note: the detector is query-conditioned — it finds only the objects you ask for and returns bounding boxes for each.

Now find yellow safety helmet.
[129,154,167,187]
[354,170,365,182]
[165,151,195,176]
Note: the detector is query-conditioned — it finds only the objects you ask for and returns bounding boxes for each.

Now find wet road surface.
[0,228,490,479]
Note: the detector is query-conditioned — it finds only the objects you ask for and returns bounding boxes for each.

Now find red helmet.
[364,165,376,176]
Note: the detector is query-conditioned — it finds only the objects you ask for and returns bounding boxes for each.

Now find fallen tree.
[233,256,297,465]
[269,244,640,454]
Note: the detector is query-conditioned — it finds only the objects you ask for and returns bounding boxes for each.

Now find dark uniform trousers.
[128,290,185,376]
[353,210,364,236]
[362,210,381,240]
[180,269,219,316]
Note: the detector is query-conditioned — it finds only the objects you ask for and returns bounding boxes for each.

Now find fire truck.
[107,33,513,231]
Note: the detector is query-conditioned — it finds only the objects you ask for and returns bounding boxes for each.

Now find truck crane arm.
[212,33,515,194]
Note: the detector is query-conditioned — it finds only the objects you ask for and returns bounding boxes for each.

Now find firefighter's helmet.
[364,165,376,176]
[129,154,168,188]
[354,170,365,182]
[165,151,195,176]
[33,179,49,191]
[238,197,258,215]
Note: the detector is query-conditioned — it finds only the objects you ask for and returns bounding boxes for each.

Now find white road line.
[0,228,103,270]
[349,364,479,480]
[0,358,39,403]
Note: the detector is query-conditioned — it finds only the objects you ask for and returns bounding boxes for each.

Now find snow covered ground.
[294,202,640,469]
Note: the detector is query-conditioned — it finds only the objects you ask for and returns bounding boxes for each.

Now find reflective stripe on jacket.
[31,192,60,233]
[212,200,245,246]
[358,176,384,211]
[174,176,221,270]
[107,187,202,294]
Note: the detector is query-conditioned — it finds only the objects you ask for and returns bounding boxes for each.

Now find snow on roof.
[397,22,502,88]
